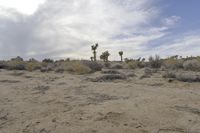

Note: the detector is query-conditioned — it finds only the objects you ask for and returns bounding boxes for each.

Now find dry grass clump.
[111,63,124,69]
[176,73,200,82]
[148,55,162,68]
[82,61,103,72]
[59,61,91,75]
[140,68,156,79]
[104,62,111,68]
[26,61,42,72]
[0,61,6,69]
[93,74,127,82]
[127,61,139,69]
[5,60,26,70]
[162,71,176,78]
[162,58,183,70]
[101,70,121,74]
[163,71,200,82]
[183,59,200,71]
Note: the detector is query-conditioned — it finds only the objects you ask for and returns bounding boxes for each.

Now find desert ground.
[0,68,200,133]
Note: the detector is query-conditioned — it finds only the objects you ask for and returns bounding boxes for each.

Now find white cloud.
[162,15,181,26]
[0,0,45,15]
[0,0,185,60]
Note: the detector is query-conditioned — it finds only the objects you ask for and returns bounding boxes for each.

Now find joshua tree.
[90,57,94,61]
[91,43,98,61]
[100,51,110,62]
[118,51,123,62]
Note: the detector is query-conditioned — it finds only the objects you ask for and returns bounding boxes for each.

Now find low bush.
[162,71,176,78]
[128,61,139,69]
[82,61,103,72]
[42,58,54,63]
[163,59,183,70]
[61,61,91,74]
[5,61,26,70]
[163,71,200,82]
[25,61,42,71]
[176,73,200,82]
[0,61,6,69]
[93,74,127,82]
[104,62,111,68]
[183,59,200,71]
[111,64,123,69]
[148,55,162,68]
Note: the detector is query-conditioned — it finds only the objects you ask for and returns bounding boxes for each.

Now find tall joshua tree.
[100,51,110,62]
[91,43,98,61]
[118,51,123,62]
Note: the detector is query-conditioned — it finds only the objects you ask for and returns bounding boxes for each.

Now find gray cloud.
[0,0,169,60]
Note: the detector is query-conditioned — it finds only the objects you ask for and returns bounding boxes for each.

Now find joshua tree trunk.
[120,55,123,62]
[93,51,96,61]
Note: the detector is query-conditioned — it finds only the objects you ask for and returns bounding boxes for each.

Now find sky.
[0,0,200,60]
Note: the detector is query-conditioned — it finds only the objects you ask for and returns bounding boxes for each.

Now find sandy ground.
[0,69,200,133]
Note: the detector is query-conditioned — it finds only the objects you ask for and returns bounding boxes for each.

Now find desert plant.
[60,61,91,74]
[163,58,183,70]
[90,57,94,61]
[183,59,200,71]
[111,64,123,69]
[25,61,42,71]
[91,43,98,61]
[82,61,103,72]
[100,51,110,62]
[176,73,200,82]
[42,58,54,63]
[6,60,26,70]
[127,61,139,69]
[162,71,176,78]
[104,62,111,68]
[148,55,162,68]
[118,51,123,62]
[11,56,23,61]
[0,61,6,69]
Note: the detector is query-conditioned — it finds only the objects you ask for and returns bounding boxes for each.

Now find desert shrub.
[128,61,139,69]
[176,73,200,82]
[25,61,41,71]
[42,58,54,63]
[148,55,162,68]
[163,59,183,70]
[137,62,145,68]
[183,59,200,71]
[82,61,103,72]
[101,70,120,74]
[104,62,111,68]
[111,64,123,69]
[11,56,23,61]
[5,61,26,70]
[61,61,91,74]
[162,71,176,78]
[55,67,64,73]
[93,74,127,82]
[0,61,6,69]
[163,71,200,82]
[139,68,155,79]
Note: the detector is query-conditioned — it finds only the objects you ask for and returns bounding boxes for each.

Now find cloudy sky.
[0,0,200,60]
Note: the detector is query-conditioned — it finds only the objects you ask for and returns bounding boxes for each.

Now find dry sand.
[0,69,200,133]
